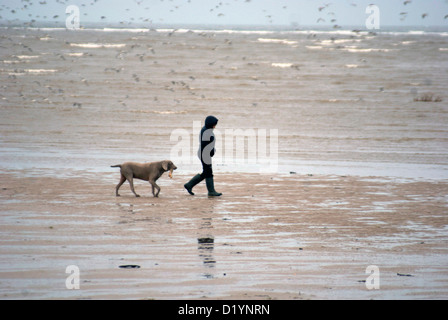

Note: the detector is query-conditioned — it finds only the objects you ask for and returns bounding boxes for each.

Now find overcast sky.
[1,0,448,28]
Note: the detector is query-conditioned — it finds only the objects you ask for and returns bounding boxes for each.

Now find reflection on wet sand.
[198,237,215,279]
[198,216,216,279]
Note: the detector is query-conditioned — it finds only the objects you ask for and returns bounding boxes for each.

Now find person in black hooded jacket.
[184,115,222,197]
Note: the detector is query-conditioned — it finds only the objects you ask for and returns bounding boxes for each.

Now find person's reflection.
[198,217,215,279]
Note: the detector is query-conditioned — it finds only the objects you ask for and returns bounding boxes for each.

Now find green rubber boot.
[184,174,204,195]
[206,177,222,197]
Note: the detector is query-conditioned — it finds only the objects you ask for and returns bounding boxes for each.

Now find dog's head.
[162,160,177,171]
[162,160,177,178]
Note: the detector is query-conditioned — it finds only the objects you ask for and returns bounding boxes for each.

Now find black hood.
[204,115,218,129]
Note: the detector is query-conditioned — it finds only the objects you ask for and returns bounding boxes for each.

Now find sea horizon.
[2,20,448,35]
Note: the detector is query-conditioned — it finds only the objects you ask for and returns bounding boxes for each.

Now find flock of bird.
[0,0,447,27]
[316,1,448,29]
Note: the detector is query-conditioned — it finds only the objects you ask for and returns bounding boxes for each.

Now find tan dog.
[111,160,177,197]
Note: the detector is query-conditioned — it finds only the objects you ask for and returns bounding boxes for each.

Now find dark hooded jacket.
[198,115,218,165]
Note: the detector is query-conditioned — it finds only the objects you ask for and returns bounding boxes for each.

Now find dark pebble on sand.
[119,265,141,269]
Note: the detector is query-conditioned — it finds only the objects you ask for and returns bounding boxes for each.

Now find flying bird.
[404,1,412,5]
[318,3,331,11]
[421,13,428,19]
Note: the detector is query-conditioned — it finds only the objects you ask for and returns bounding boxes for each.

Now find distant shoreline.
[2,27,448,39]
[2,20,448,34]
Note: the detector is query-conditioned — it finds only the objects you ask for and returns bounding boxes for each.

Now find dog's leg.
[149,181,160,197]
[154,183,161,198]
[150,183,155,197]
[115,174,126,196]
[128,177,140,197]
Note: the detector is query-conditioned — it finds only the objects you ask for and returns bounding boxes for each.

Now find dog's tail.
[111,164,122,168]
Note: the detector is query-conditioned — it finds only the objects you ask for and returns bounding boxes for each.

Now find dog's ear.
[162,161,169,171]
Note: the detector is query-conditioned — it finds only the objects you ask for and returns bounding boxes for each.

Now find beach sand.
[1,27,448,299]
[1,171,447,299]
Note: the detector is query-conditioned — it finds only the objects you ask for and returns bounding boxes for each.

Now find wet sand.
[1,27,448,299]
[1,170,447,299]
